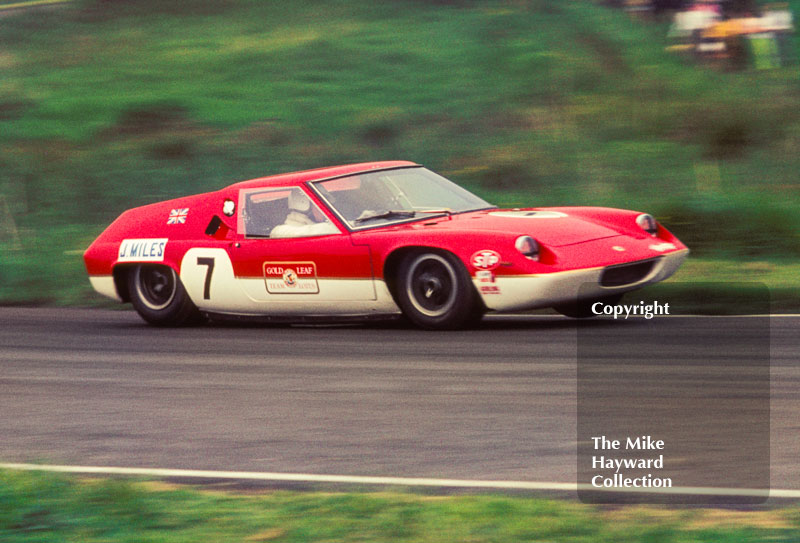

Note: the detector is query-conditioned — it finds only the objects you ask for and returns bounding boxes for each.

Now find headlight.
[636,213,658,236]
[515,235,539,260]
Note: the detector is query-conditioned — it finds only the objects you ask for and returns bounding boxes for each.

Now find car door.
[232,234,376,305]
[231,186,376,312]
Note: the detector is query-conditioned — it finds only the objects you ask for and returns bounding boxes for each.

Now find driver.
[283,189,315,227]
[270,189,338,238]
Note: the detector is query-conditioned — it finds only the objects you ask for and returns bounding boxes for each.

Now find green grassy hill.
[0,0,798,304]
[3,469,800,542]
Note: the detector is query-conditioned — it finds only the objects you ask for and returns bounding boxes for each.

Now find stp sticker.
[118,239,168,262]
[471,250,501,270]
[263,262,319,294]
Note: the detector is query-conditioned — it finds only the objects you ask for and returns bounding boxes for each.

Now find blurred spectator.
[764,3,795,65]
[666,0,795,69]
[705,17,750,68]
[670,3,721,38]
[602,0,795,69]
[668,1,722,52]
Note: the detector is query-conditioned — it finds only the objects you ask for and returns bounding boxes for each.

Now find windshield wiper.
[353,208,455,225]
[354,210,417,224]
[414,208,452,217]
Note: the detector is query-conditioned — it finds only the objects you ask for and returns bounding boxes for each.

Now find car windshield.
[311,167,494,229]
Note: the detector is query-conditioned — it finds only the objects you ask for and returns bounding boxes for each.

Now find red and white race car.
[84,161,688,329]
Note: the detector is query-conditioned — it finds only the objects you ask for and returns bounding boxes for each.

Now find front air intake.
[600,259,657,287]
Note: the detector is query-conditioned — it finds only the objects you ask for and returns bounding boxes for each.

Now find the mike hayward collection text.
[589,435,672,489]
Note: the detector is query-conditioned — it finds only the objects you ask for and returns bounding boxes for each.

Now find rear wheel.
[128,265,202,326]
[396,251,481,330]
[554,294,623,319]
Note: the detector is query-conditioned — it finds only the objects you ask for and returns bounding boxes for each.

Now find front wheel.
[396,251,481,330]
[128,265,202,326]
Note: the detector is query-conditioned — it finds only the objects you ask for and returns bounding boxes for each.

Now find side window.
[238,187,338,239]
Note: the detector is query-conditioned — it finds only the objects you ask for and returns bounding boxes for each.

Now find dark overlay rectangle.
[577,282,770,504]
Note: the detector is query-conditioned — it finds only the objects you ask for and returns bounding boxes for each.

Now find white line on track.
[1,463,796,498]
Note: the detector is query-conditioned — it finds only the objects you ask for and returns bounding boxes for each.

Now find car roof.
[227,161,419,190]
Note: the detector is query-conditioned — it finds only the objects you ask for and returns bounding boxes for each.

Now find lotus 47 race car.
[84,161,688,329]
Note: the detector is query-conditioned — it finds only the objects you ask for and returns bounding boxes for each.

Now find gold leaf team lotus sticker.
[263,262,319,294]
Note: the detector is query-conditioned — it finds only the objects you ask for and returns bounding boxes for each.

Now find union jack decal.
[167,208,188,224]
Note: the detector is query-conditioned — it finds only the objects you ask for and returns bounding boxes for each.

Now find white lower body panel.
[209,277,400,316]
[88,275,121,302]
[178,248,400,317]
[475,249,689,312]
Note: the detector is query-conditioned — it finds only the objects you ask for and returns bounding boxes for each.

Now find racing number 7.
[197,257,215,300]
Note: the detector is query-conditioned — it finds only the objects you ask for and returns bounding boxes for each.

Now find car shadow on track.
[191,313,642,332]
[106,309,645,332]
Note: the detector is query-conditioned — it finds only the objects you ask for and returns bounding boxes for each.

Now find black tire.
[395,251,481,330]
[554,294,623,319]
[128,265,202,326]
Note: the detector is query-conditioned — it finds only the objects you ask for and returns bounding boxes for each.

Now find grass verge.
[2,469,800,542]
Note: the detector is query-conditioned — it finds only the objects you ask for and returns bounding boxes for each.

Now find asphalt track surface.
[0,308,798,495]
